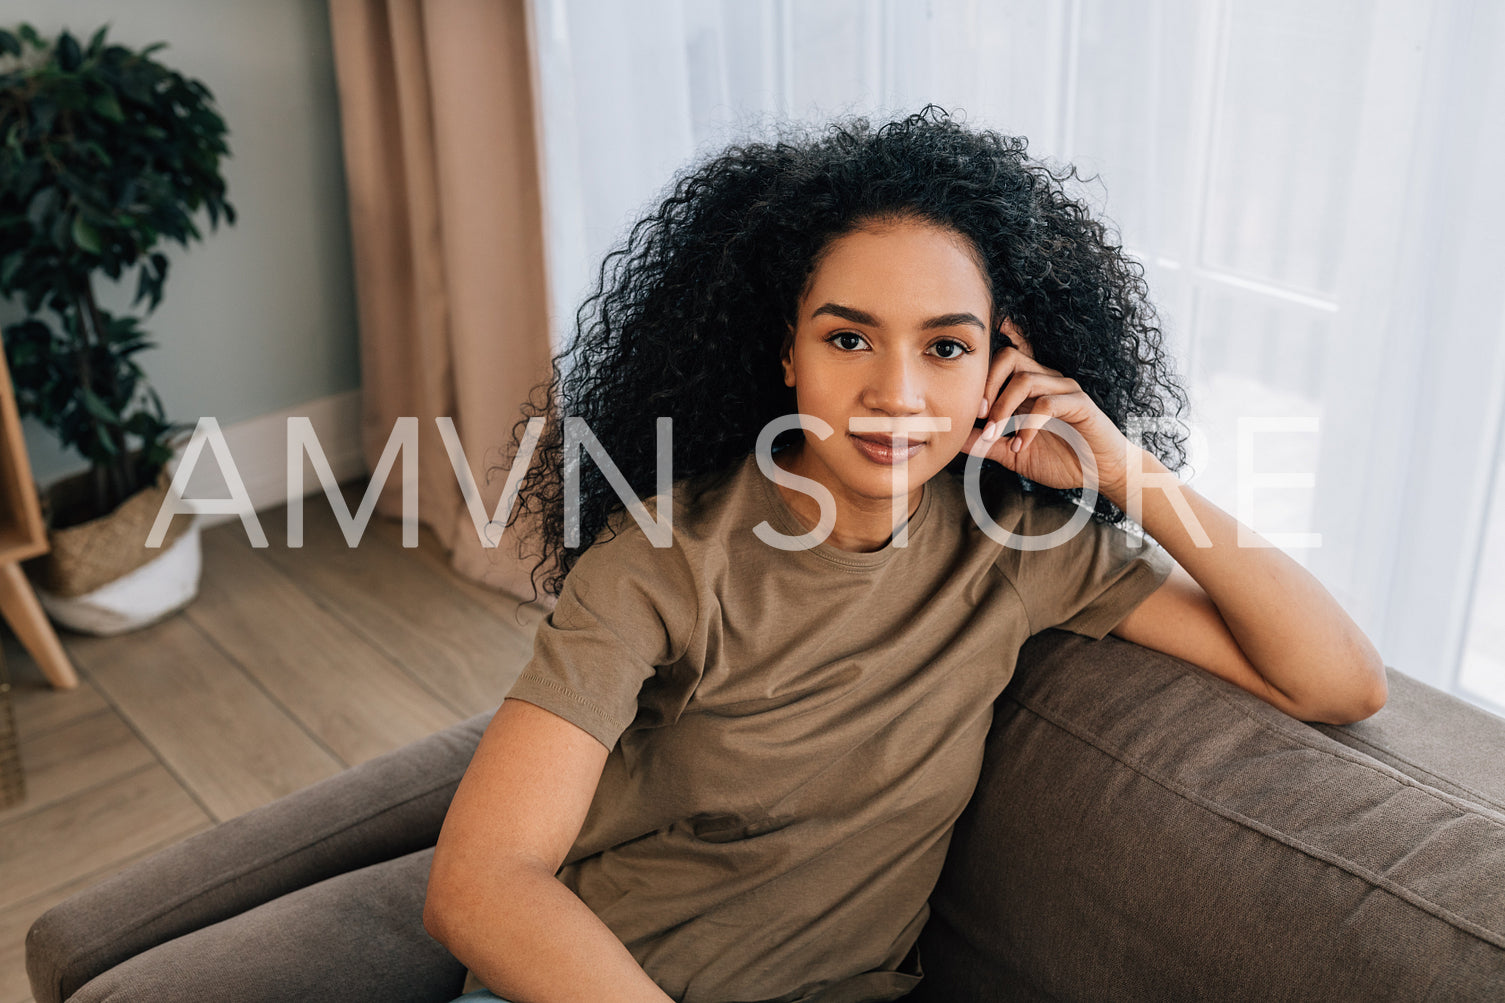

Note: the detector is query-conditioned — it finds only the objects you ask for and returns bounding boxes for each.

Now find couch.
[25,630,1505,1001]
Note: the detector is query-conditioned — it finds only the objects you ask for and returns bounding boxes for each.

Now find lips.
[850,433,925,465]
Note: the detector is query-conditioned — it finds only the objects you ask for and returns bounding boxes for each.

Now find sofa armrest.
[915,631,1505,1001]
[1314,670,1505,813]
[26,710,491,1003]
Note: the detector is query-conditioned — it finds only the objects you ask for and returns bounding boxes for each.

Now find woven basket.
[25,466,192,599]
[0,652,23,810]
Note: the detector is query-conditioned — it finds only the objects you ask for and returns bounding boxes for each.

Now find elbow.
[1348,643,1390,722]
[1351,663,1389,722]
[423,858,546,952]
[423,877,460,948]
[1314,654,1389,725]
[422,892,448,945]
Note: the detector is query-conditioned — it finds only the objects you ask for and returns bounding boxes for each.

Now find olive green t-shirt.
[504,452,1174,1003]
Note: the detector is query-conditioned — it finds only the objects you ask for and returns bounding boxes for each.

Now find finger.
[980,347,1022,415]
[980,346,1048,416]
[982,348,1069,420]
[987,373,1081,444]
[964,422,995,455]
[981,355,1065,436]
[962,426,1011,464]
[1016,391,1092,453]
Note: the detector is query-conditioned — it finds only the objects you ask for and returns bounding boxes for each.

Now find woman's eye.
[928,339,970,359]
[828,332,868,351]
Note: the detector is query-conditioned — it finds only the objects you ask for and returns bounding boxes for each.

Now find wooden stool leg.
[0,561,77,689]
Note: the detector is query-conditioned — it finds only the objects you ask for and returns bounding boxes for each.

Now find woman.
[423,108,1386,1003]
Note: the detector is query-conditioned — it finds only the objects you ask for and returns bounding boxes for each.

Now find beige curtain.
[327,0,552,601]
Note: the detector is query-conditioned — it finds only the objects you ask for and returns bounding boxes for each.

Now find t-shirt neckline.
[749,452,936,570]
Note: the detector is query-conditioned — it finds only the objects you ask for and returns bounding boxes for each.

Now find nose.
[861,352,925,415]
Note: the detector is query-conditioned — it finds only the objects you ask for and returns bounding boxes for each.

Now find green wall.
[1,0,361,484]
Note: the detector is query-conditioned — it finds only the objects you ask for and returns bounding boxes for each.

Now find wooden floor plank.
[0,826,211,1003]
[0,764,209,912]
[255,499,535,716]
[0,709,155,826]
[64,617,344,822]
[361,505,551,630]
[186,527,461,765]
[0,477,542,991]
[4,637,109,744]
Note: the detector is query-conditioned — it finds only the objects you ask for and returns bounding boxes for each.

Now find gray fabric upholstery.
[26,634,1505,1002]
[914,631,1505,1001]
[1313,669,1505,811]
[26,712,490,1003]
[65,849,460,1003]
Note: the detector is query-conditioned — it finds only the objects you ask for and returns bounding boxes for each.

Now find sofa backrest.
[913,630,1505,1001]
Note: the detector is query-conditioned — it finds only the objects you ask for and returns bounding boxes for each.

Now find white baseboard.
[167,390,366,529]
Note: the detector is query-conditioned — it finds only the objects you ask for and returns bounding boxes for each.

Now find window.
[528,0,1505,712]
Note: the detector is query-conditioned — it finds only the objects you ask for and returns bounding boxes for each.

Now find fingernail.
[982,421,997,442]
[1012,438,1022,453]
[978,397,990,419]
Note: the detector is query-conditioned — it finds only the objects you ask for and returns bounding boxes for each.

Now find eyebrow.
[810,302,987,331]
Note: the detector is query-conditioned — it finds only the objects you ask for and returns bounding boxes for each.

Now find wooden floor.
[0,487,546,1002]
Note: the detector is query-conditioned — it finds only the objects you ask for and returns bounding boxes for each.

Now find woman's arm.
[1104,451,1387,725]
[424,698,674,1003]
[971,337,1387,726]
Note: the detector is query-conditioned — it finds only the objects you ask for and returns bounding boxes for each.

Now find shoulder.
[946,466,1136,559]
[985,488,1172,637]
[562,457,753,618]
[932,464,1047,554]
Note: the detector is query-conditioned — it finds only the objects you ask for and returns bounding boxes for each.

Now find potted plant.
[0,22,234,634]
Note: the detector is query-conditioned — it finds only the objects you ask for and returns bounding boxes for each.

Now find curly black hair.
[501,106,1189,598]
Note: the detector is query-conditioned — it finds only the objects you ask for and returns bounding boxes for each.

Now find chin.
[845,456,939,498]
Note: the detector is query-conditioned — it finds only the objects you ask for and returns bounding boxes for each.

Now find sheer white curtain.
[524,0,1505,711]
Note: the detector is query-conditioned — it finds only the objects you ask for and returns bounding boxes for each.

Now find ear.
[999,317,1034,359]
[781,327,796,388]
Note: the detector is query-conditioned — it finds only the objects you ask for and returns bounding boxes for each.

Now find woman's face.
[780,218,993,519]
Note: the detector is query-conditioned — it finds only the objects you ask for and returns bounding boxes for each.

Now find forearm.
[1108,448,1387,721]
[426,865,673,1003]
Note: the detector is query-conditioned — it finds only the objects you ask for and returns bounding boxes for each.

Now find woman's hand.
[962,322,1130,496]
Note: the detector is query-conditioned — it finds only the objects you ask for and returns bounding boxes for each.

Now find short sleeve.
[995,491,1175,640]
[504,513,697,751]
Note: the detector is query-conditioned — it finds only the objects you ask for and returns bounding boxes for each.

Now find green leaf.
[94,423,120,456]
[125,410,163,437]
[105,314,141,341]
[0,24,225,470]
[0,250,23,288]
[57,32,83,71]
[26,187,59,230]
[82,141,114,168]
[71,215,102,254]
[89,91,125,123]
[48,210,71,250]
[18,24,42,49]
[80,387,121,426]
[31,95,57,136]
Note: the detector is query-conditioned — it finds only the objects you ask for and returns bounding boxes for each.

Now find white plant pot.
[35,519,203,636]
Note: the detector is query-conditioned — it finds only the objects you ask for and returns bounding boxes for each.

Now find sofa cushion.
[65,848,462,1003]
[1315,669,1505,812]
[27,712,491,1003]
[913,631,1505,1001]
